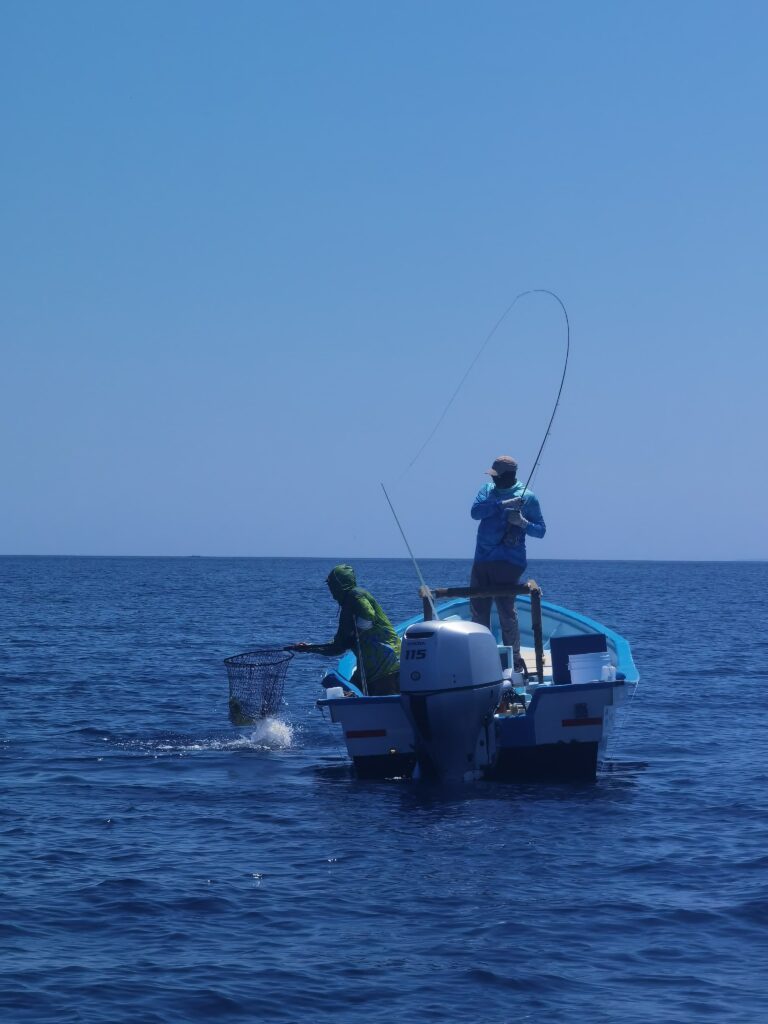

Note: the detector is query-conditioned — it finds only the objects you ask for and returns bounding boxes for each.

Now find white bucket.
[568,651,614,684]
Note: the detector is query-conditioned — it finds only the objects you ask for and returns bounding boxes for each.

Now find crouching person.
[287,564,400,695]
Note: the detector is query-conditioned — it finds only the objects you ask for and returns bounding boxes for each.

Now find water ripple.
[2,556,768,1023]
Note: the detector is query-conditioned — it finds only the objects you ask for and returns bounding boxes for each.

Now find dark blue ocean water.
[2,556,768,1024]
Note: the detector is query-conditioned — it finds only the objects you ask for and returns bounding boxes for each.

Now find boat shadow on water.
[310,758,648,806]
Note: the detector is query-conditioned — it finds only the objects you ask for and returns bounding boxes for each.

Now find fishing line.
[604,674,642,763]
[397,288,570,488]
[380,290,569,617]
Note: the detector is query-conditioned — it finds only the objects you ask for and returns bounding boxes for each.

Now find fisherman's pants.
[469,560,525,653]
[351,668,400,697]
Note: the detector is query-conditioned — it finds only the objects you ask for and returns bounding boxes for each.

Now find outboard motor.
[399,620,503,782]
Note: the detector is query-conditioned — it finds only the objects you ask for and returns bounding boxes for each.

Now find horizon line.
[1,554,766,564]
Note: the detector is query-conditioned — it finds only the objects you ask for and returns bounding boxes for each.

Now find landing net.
[224,648,293,724]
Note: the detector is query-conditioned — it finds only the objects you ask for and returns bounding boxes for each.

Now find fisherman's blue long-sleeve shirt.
[471,482,546,568]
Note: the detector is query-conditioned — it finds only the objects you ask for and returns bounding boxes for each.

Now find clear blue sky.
[2,1,766,559]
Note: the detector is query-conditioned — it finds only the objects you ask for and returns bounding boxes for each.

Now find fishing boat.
[316,581,639,783]
[314,293,639,782]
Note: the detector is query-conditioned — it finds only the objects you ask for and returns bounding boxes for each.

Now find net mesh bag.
[224,648,293,723]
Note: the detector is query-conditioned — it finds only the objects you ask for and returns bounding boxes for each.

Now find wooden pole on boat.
[420,586,435,621]
[528,581,545,682]
[431,584,530,599]
[420,581,545,679]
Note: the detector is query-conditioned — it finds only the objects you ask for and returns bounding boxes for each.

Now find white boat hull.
[317,595,639,782]
[318,676,632,781]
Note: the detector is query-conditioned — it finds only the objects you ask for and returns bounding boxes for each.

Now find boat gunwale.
[327,595,639,697]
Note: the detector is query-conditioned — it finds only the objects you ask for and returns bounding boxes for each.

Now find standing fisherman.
[287,565,401,695]
[469,456,546,672]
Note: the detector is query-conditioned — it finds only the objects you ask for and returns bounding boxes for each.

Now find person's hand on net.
[286,642,311,651]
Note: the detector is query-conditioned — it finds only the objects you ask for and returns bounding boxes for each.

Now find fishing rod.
[400,288,570,487]
[380,482,437,619]
[352,615,369,696]
[518,290,570,496]
[380,289,569,616]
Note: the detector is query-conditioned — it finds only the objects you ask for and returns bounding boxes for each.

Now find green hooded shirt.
[306,565,400,684]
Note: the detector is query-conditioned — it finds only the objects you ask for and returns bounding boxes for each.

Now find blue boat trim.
[333,595,639,686]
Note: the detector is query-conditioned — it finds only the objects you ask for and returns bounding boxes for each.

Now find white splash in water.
[120,718,294,756]
[235,717,294,750]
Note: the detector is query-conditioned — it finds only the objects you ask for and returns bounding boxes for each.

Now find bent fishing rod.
[402,288,570,490]
[517,290,570,495]
[381,289,570,610]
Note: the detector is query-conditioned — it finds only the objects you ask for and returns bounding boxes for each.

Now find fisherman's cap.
[487,455,518,477]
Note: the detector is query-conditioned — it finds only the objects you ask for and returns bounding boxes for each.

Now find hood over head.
[326,564,357,602]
